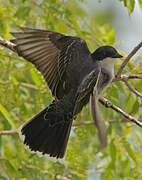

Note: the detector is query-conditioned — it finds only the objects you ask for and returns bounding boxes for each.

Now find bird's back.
[66,53,98,90]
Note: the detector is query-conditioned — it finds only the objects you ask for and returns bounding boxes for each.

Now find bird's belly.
[97,71,113,94]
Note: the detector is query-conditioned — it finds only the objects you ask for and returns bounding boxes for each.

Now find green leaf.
[121,138,136,162]
[130,98,139,115]
[138,0,142,9]
[0,103,17,130]
[4,159,17,177]
[110,139,116,168]
[30,68,43,86]
[11,76,18,87]
[22,0,27,3]
[0,175,8,180]
[15,7,31,19]
[107,29,115,44]
[120,0,135,14]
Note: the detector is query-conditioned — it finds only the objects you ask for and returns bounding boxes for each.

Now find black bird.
[11,27,122,158]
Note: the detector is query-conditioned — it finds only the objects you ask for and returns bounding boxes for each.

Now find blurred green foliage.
[0,0,142,179]
[119,0,142,14]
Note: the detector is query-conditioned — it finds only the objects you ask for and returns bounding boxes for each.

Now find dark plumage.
[11,27,122,158]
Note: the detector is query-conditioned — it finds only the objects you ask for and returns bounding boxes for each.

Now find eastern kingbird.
[11,27,122,158]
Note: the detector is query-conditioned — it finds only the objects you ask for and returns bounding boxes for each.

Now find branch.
[0,130,17,135]
[113,74,142,82]
[113,74,142,98]
[116,41,142,77]
[20,82,39,90]
[127,74,142,79]
[73,121,94,126]
[99,97,142,127]
[123,79,142,98]
[0,80,39,90]
[0,36,16,52]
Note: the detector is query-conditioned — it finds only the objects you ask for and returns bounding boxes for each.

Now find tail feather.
[22,108,48,150]
[48,124,64,156]
[21,100,73,158]
[57,121,72,158]
[42,124,63,155]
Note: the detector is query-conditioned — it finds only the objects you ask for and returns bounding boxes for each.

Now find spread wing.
[74,69,101,115]
[11,27,90,99]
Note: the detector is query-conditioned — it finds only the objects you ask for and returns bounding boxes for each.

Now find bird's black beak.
[113,53,123,58]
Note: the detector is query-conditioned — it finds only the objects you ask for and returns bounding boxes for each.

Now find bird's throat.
[100,57,115,77]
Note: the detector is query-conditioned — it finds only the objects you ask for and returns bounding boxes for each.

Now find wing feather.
[74,69,101,115]
[11,27,90,99]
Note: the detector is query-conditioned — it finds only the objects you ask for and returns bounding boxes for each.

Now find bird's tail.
[21,97,74,158]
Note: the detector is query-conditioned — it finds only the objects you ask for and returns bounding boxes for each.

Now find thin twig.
[20,82,39,90]
[0,130,18,135]
[99,97,142,127]
[116,41,142,77]
[73,121,94,126]
[113,74,142,98]
[127,74,142,79]
[113,74,142,82]
[0,80,39,90]
[0,80,9,84]
[0,36,16,52]
[86,168,104,174]
[123,80,142,98]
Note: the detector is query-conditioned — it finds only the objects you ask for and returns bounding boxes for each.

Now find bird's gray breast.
[97,68,113,94]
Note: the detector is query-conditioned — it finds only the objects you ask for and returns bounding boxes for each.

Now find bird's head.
[92,46,123,61]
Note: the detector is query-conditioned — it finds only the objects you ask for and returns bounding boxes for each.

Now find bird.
[11,27,123,158]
